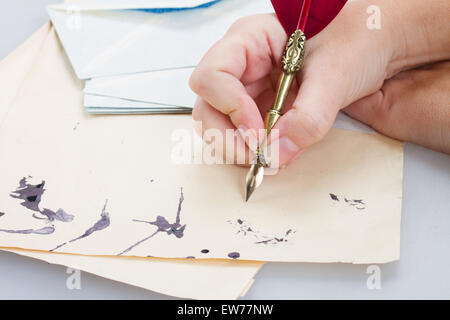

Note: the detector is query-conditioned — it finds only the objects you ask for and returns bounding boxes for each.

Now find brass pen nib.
[245,162,264,202]
[245,151,267,201]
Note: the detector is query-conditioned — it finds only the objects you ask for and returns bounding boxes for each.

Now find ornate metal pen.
[245,0,347,201]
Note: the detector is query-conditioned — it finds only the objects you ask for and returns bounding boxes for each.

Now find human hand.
[189,0,450,166]
[345,61,450,154]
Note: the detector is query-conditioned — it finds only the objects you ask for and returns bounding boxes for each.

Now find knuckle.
[370,89,393,132]
[189,68,206,95]
[291,109,331,145]
[191,99,205,122]
[229,16,252,30]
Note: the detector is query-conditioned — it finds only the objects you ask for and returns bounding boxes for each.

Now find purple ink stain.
[0,226,55,235]
[228,252,240,259]
[10,177,44,212]
[186,256,196,259]
[0,212,4,218]
[50,200,110,252]
[229,219,295,245]
[118,188,186,256]
[329,193,339,201]
[10,177,74,222]
[201,249,209,254]
[331,193,366,210]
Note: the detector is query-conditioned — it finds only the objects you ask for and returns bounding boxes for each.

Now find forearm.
[385,0,450,76]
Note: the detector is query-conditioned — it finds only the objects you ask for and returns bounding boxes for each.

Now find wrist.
[385,0,450,77]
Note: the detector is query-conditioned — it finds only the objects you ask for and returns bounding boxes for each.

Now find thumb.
[270,76,343,166]
[343,62,450,154]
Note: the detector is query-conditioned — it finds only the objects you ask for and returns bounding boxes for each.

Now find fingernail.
[278,136,301,166]
[237,125,259,152]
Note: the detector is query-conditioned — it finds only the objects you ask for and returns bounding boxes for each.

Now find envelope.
[84,95,193,114]
[48,0,274,79]
[84,67,196,107]
[55,0,223,11]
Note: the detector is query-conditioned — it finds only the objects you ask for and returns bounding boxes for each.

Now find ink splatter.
[329,193,339,201]
[228,252,240,259]
[10,177,74,222]
[201,249,210,254]
[186,256,196,259]
[0,212,4,218]
[10,177,44,212]
[254,228,295,245]
[329,193,366,210]
[118,188,186,256]
[50,200,110,252]
[228,219,295,245]
[0,226,55,235]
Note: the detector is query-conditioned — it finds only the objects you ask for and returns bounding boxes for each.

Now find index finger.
[189,14,287,132]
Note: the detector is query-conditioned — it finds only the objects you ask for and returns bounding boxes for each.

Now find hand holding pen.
[189,0,450,196]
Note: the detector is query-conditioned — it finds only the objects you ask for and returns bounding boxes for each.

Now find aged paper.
[0,23,51,123]
[2,248,262,299]
[0,25,263,300]
[0,26,403,263]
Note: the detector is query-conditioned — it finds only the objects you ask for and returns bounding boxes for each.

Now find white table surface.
[0,0,449,300]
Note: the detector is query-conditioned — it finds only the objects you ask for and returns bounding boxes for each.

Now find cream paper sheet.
[0,24,263,300]
[3,249,262,300]
[0,25,403,264]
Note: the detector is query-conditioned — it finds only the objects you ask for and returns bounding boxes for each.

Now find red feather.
[271,0,347,38]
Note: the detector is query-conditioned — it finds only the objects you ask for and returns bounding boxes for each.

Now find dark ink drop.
[329,193,339,201]
[228,252,240,259]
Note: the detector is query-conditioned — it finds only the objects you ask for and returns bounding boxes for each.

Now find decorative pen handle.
[264,30,306,135]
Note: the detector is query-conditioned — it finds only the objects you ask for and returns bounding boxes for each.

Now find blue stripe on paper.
[134,0,222,14]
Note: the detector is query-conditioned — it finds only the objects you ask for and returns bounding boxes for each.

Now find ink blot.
[330,193,366,210]
[0,226,55,235]
[329,193,339,201]
[228,252,240,259]
[10,177,74,222]
[186,256,196,259]
[0,212,4,218]
[10,177,45,212]
[50,200,110,252]
[228,219,295,245]
[201,249,210,254]
[27,195,38,202]
[118,188,186,256]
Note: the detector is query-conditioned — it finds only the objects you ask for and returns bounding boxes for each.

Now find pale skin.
[189,0,450,167]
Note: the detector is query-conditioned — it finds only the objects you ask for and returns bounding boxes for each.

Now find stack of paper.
[0,23,265,300]
[47,0,274,114]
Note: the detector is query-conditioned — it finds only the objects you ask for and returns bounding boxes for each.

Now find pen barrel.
[264,71,295,134]
[264,29,306,135]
